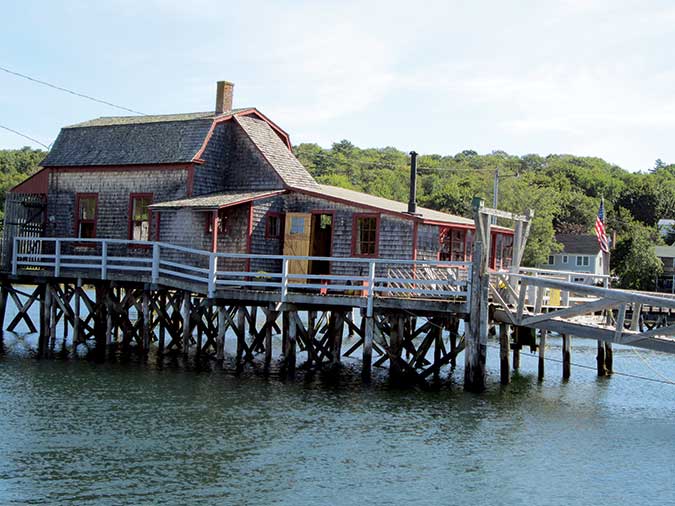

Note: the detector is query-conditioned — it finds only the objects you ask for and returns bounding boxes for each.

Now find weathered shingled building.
[5,81,514,275]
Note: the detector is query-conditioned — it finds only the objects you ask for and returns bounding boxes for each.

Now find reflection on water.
[1,289,675,504]
[1,327,675,505]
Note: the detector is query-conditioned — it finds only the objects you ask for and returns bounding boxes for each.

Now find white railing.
[11,237,471,315]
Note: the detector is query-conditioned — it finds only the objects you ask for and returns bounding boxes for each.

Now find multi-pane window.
[353,215,378,257]
[76,194,97,239]
[576,255,590,267]
[129,195,152,241]
[440,228,466,261]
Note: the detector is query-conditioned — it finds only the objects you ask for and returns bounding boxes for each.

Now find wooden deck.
[4,230,675,391]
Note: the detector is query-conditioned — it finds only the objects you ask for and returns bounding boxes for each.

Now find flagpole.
[599,196,613,375]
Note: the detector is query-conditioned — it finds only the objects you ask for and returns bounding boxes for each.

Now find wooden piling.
[0,283,9,332]
[236,306,246,365]
[286,310,297,374]
[332,311,344,366]
[499,323,510,385]
[389,314,403,382]
[562,334,571,380]
[465,241,487,392]
[604,342,613,374]
[432,320,442,383]
[596,340,607,376]
[307,310,316,368]
[73,280,81,351]
[142,290,151,353]
[538,329,547,381]
[264,307,274,368]
[216,305,226,361]
[49,285,58,355]
[158,292,166,356]
[38,284,50,358]
[362,315,374,381]
[93,284,108,362]
[181,291,191,356]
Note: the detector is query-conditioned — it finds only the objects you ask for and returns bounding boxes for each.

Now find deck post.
[362,315,374,381]
[499,323,510,385]
[181,291,191,356]
[562,334,571,380]
[151,243,160,284]
[465,240,487,392]
[538,329,547,381]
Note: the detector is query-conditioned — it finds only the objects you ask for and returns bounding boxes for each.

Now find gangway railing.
[10,237,471,317]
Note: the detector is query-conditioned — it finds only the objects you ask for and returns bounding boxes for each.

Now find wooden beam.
[521,298,619,326]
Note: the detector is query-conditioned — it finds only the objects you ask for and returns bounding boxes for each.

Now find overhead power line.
[0,65,146,116]
[0,124,50,149]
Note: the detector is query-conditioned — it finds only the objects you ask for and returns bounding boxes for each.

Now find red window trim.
[128,193,153,248]
[74,192,98,243]
[351,213,380,258]
[265,211,284,239]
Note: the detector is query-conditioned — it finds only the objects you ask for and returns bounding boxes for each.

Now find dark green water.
[1,331,674,505]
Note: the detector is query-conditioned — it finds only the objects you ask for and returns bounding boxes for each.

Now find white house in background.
[541,234,604,281]
[658,219,675,239]
[655,245,675,293]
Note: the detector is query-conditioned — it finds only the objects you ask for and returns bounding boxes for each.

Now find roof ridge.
[66,108,254,129]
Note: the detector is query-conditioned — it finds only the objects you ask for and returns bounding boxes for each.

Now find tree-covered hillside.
[295,141,675,289]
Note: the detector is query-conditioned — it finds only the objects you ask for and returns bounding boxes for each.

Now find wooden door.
[283,212,311,283]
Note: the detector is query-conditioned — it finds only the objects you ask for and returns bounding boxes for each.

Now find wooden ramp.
[490,271,675,354]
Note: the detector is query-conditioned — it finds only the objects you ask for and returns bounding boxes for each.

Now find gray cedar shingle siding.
[250,196,286,273]
[46,168,188,240]
[235,116,319,190]
[415,224,440,261]
[218,120,286,191]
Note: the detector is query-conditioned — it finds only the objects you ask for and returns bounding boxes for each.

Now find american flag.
[595,199,610,253]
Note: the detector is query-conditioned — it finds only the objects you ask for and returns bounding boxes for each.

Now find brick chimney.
[215,81,234,114]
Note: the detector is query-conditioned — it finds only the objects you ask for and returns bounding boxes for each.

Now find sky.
[1,0,674,171]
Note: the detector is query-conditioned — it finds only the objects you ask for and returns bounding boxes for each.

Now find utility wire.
[0,65,146,116]
[0,124,50,149]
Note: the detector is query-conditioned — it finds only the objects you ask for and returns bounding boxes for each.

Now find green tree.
[611,223,663,290]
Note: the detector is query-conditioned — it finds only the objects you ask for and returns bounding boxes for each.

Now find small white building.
[658,219,675,240]
[541,234,604,281]
[655,245,675,293]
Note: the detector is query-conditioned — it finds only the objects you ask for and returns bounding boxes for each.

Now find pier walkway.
[3,209,675,391]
